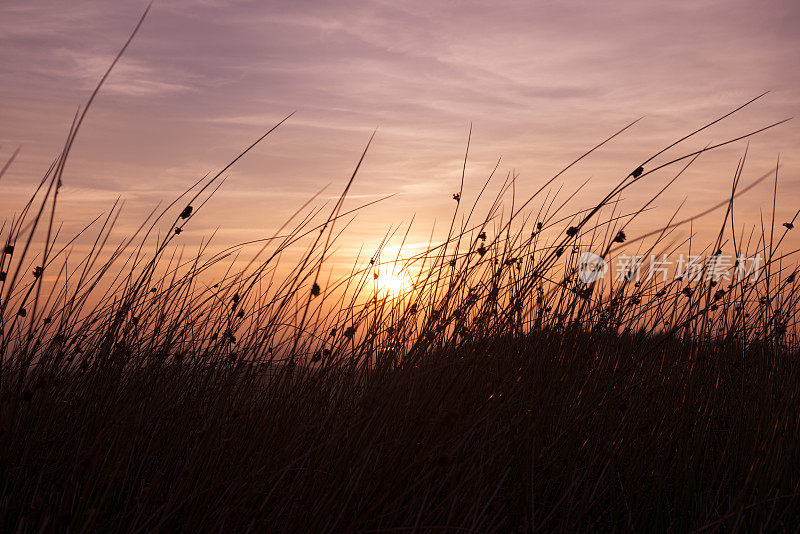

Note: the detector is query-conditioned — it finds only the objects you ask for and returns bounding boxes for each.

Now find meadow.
[1,16,799,533]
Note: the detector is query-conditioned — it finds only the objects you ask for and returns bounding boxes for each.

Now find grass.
[1,13,800,532]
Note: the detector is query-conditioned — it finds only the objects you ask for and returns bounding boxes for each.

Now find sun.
[382,274,406,294]
[375,269,412,296]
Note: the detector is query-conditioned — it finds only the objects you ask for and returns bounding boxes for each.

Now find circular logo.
[577,252,606,283]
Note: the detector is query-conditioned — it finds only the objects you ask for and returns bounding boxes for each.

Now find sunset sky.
[1,0,798,270]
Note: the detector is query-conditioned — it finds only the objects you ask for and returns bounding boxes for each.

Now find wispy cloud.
[0,0,798,254]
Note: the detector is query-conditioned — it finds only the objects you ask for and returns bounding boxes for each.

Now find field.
[1,17,799,533]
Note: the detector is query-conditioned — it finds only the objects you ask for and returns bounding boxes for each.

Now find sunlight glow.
[375,268,413,296]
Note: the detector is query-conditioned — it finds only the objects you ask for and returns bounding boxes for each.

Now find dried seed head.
[180,205,193,219]
[631,166,644,178]
[613,231,626,243]
[311,283,321,296]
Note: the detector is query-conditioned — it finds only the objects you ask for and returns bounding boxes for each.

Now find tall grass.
[2,13,800,532]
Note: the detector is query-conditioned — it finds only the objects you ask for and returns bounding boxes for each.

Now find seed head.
[311,283,321,296]
[180,205,193,219]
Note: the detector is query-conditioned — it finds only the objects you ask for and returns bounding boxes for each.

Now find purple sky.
[1,0,799,268]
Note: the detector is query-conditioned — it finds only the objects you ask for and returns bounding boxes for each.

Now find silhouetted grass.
[1,12,799,533]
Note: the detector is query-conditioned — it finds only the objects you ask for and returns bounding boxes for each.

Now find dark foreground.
[2,330,799,533]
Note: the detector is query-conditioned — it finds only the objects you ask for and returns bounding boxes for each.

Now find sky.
[1,0,799,274]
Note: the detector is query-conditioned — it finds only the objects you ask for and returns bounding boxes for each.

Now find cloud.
[53,49,197,96]
[0,0,798,257]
